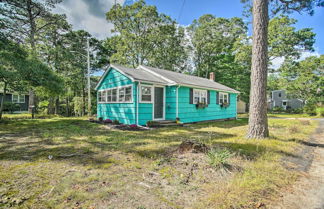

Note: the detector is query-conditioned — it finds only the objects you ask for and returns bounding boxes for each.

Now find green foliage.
[207,148,233,169]
[316,107,324,117]
[278,55,324,102]
[268,15,315,64]
[189,15,251,102]
[303,102,317,116]
[2,102,20,113]
[112,119,120,125]
[106,0,187,71]
[72,97,84,117]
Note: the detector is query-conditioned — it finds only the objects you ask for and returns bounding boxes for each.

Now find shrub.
[303,103,316,116]
[316,107,324,117]
[207,148,233,169]
[112,119,120,125]
[98,117,103,122]
[2,102,20,113]
[272,106,284,112]
[291,108,303,114]
[103,119,112,124]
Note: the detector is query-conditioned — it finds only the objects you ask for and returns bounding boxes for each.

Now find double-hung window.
[107,89,112,102]
[98,91,106,103]
[111,89,117,102]
[193,89,207,104]
[117,85,132,102]
[140,85,152,102]
[124,86,132,102]
[219,92,228,104]
[12,95,25,103]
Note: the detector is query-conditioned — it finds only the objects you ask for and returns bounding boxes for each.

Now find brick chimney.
[209,72,215,81]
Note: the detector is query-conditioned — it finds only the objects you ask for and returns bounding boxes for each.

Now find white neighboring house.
[268,90,304,110]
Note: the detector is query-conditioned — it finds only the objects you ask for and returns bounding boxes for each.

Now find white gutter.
[176,85,180,118]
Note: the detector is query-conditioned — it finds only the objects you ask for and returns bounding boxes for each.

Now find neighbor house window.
[219,92,228,104]
[98,91,106,103]
[193,89,207,104]
[140,85,152,102]
[12,94,25,103]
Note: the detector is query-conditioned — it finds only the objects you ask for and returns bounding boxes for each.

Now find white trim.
[12,94,25,104]
[193,89,208,104]
[176,83,239,94]
[138,65,176,85]
[176,85,180,118]
[139,84,153,103]
[136,82,140,125]
[219,92,229,104]
[152,85,165,121]
[95,65,135,90]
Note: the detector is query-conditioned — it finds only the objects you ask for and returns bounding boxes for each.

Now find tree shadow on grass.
[0,118,241,165]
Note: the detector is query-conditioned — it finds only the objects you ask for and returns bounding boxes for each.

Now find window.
[118,87,125,102]
[219,92,228,104]
[125,86,132,102]
[279,93,281,97]
[98,91,106,103]
[101,85,132,103]
[107,89,112,102]
[117,85,132,102]
[12,94,25,103]
[141,86,152,102]
[111,89,117,102]
[283,101,287,106]
[193,89,207,104]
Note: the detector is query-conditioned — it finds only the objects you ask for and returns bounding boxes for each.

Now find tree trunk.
[0,82,7,120]
[55,97,59,115]
[247,0,269,138]
[28,90,35,119]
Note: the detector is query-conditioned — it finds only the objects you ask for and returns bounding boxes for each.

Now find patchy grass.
[0,117,318,208]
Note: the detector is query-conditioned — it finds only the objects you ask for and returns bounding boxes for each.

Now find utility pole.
[87,38,91,116]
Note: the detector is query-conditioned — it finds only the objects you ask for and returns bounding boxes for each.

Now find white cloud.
[270,50,320,70]
[52,0,125,39]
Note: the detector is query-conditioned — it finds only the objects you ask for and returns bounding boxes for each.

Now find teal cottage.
[95,64,239,126]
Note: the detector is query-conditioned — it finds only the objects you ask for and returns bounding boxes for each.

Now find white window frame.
[12,94,25,103]
[140,84,153,103]
[219,92,229,104]
[98,85,133,104]
[98,90,107,103]
[193,89,208,104]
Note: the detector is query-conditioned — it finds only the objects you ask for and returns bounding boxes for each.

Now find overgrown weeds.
[207,148,233,169]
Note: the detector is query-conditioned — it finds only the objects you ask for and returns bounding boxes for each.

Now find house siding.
[0,93,29,111]
[96,67,238,126]
[97,68,136,124]
[177,87,237,123]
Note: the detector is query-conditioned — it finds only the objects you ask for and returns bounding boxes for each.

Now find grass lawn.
[0,117,318,208]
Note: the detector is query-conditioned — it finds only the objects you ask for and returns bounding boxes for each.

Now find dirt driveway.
[272,119,324,209]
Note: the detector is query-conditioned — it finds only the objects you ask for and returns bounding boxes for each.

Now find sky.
[53,0,323,59]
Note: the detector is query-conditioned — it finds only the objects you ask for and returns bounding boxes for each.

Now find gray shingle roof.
[96,64,239,93]
[112,64,170,85]
[139,65,239,93]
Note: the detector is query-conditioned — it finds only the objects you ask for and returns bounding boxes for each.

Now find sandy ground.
[272,119,324,209]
